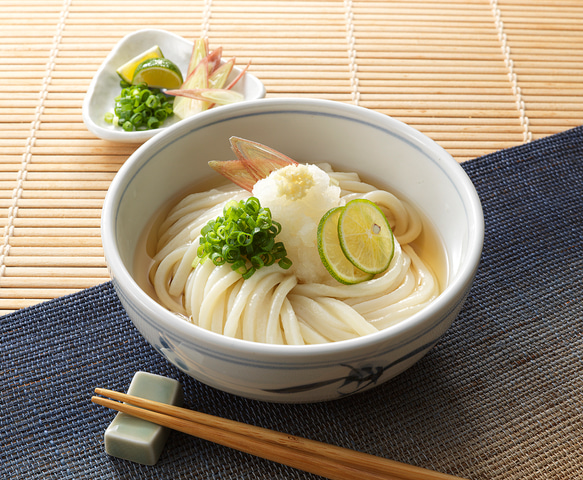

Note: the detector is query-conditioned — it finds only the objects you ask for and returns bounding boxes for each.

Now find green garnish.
[196,197,292,279]
[105,81,174,131]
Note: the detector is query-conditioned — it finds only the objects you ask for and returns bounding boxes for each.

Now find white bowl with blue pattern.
[101,98,484,403]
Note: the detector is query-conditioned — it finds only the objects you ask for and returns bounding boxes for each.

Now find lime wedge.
[338,199,394,275]
[132,58,183,89]
[116,45,164,84]
[317,207,374,285]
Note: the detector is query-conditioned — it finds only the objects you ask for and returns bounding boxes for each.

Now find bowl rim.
[101,97,484,360]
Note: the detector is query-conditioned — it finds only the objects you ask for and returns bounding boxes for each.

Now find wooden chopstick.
[92,388,467,480]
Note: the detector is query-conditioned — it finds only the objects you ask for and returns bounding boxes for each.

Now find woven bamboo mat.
[1,0,582,315]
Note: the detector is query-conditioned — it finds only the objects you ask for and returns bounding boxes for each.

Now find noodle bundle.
[149,164,440,345]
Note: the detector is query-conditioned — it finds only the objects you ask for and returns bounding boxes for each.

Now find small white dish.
[82,29,266,143]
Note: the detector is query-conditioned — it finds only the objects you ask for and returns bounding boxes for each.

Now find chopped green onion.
[139,89,150,103]
[278,257,293,270]
[195,197,292,278]
[105,80,174,132]
[130,112,143,127]
[210,252,226,265]
[242,267,256,280]
[155,109,168,121]
[231,259,246,272]
[147,116,160,129]
[146,95,160,109]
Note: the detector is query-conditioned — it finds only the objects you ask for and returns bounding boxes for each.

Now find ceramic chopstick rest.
[103,371,183,465]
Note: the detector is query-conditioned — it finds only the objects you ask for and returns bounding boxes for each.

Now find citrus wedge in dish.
[317,207,375,285]
[338,199,394,275]
[132,58,183,89]
[115,45,164,84]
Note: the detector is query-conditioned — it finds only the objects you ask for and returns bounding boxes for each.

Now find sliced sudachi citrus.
[115,45,164,84]
[132,58,183,89]
[338,199,394,275]
[317,207,375,285]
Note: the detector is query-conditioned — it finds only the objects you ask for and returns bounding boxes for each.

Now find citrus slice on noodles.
[132,58,183,89]
[317,207,375,285]
[338,199,394,275]
[115,45,164,84]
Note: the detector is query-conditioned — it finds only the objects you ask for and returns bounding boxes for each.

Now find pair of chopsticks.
[92,388,467,480]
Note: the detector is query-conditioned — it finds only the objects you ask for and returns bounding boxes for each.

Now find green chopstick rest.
[103,371,183,465]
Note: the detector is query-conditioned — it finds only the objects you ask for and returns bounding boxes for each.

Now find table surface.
[0,0,582,313]
[3,128,583,479]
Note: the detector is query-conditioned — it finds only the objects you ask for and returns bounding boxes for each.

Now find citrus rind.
[115,45,164,84]
[132,58,184,89]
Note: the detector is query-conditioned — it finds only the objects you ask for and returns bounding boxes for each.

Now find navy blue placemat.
[2,127,582,480]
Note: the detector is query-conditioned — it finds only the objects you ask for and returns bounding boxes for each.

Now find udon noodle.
[148,163,440,345]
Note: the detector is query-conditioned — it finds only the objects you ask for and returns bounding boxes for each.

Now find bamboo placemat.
[1,0,582,314]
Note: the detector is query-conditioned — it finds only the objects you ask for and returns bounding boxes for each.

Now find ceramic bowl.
[83,29,266,143]
[101,98,484,403]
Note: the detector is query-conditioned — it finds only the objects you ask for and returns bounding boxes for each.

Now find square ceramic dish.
[82,29,266,143]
